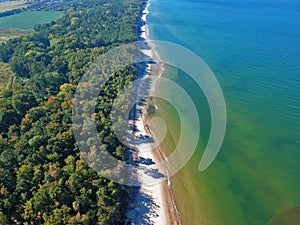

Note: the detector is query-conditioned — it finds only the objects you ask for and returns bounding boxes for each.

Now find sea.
[147,0,300,224]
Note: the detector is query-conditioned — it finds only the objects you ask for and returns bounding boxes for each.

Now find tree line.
[0,0,143,223]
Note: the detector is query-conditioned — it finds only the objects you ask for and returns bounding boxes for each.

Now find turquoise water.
[148,0,300,224]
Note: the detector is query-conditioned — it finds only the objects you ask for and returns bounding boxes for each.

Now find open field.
[0,28,32,43]
[0,0,26,13]
[0,11,62,30]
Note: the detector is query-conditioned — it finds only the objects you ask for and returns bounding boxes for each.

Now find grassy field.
[0,11,62,30]
[0,28,32,43]
[0,62,14,95]
[0,30,13,43]
[0,0,26,13]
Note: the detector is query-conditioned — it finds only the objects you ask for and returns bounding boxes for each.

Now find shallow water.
[147,0,300,224]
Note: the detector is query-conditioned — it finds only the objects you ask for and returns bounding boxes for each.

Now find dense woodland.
[0,8,26,18]
[0,0,143,223]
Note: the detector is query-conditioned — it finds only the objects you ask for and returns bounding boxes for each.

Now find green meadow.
[0,11,62,30]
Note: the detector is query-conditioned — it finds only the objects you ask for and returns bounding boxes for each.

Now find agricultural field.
[0,0,26,13]
[0,11,62,30]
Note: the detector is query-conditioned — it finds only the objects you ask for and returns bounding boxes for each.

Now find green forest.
[0,0,143,223]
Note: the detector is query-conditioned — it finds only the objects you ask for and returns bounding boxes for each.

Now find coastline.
[139,2,182,224]
[126,0,181,224]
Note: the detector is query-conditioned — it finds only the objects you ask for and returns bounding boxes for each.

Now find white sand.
[126,1,180,224]
[128,105,170,225]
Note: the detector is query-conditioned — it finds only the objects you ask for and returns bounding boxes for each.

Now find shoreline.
[126,0,181,224]
[141,112,182,225]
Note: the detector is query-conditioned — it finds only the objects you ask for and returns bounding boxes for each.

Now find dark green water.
[148,0,300,224]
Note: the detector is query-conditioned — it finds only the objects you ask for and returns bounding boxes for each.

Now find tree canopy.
[0,0,143,223]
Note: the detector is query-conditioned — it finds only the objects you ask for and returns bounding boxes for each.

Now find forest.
[0,0,143,223]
